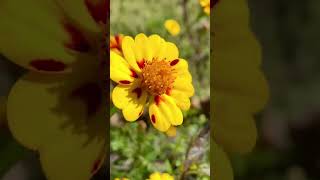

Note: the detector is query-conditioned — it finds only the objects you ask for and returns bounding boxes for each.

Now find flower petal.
[168,89,191,111]
[122,36,142,73]
[158,42,179,61]
[110,51,135,85]
[149,95,183,132]
[213,95,258,153]
[54,0,103,33]
[213,66,269,113]
[0,0,80,73]
[172,77,195,97]
[7,72,106,179]
[134,33,154,62]
[148,34,166,60]
[214,0,261,67]
[112,84,148,122]
[171,58,192,82]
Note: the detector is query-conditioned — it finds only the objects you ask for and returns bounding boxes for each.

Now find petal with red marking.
[0,0,80,73]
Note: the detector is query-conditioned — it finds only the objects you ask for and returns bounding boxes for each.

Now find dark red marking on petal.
[139,111,143,116]
[119,80,131,84]
[170,59,180,66]
[132,88,142,98]
[166,88,172,95]
[131,69,139,78]
[64,22,91,52]
[115,35,121,45]
[71,83,102,117]
[154,95,163,106]
[151,114,156,123]
[30,59,66,72]
[85,0,108,24]
[137,60,145,69]
[91,159,101,174]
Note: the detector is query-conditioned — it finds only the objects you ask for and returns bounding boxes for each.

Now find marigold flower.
[148,172,174,180]
[110,34,124,56]
[110,33,194,132]
[199,0,210,15]
[164,19,181,36]
[212,0,269,154]
[0,0,108,179]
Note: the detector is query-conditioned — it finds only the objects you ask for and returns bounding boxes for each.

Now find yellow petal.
[55,0,103,33]
[110,51,136,85]
[148,34,166,61]
[172,58,192,82]
[213,141,234,180]
[165,126,177,137]
[212,95,258,153]
[213,65,269,113]
[149,95,183,132]
[149,172,161,180]
[214,0,261,67]
[112,81,147,122]
[161,173,174,180]
[168,90,191,111]
[122,36,142,73]
[199,0,210,7]
[7,72,106,180]
[204,6,210,15]
[172,77,195,97]
[134,33,153,62]
[158,42,179,61]
[0,0,79,73]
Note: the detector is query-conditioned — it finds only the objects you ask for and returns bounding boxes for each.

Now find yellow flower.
[199,0,210,15]
[164,19,181,36]
[148,172,174,180]
[110,34,124,56]
[213,0,269,154]
[114,178,129,180]
[110,34,194,132]
[0,0,107,179]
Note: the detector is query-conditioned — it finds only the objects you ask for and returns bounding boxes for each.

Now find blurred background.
[110,0,210,179]
[231,0,320,180]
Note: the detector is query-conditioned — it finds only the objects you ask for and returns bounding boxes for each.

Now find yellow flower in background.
[213,141,234,180]
[164,19,181,36]
[199,0,210,15]
[110,33,194,132]
[0,0,108,179]
[212,0,269,154]
[110,34,124,56]
[148,172,174,180]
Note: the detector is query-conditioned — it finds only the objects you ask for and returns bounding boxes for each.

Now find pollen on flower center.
[141,60,176,96]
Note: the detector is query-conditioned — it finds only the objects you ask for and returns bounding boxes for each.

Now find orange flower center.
[141,60,176,96]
